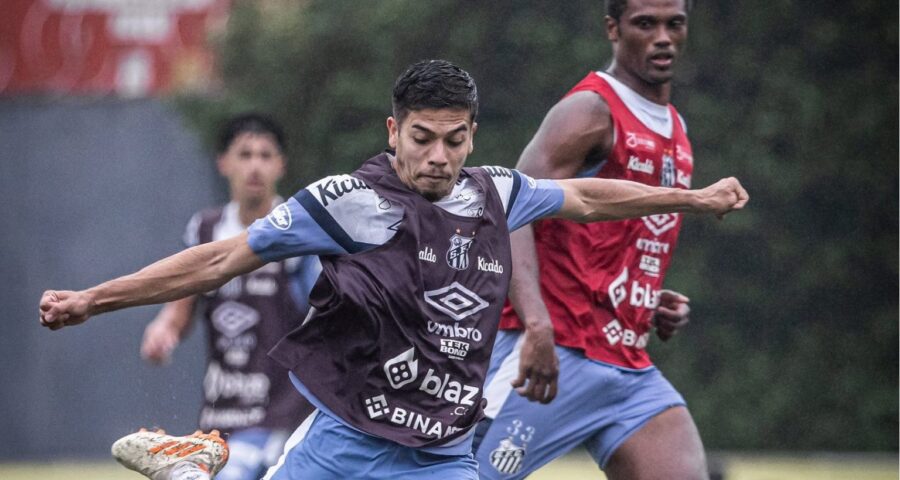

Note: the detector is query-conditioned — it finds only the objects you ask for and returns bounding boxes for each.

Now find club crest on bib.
[446,234,474,270]
[660,153,676,187]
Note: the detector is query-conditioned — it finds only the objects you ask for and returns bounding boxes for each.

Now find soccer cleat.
[111,428,229,479]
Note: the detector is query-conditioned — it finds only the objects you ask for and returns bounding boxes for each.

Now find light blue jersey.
[248,165,564,477]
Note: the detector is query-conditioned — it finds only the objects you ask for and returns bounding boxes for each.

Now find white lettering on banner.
[627,155,655,174]
[629,280,660,308]
[452,406,469,416]
[418,246,437,263]
[418,368,480,406]
[389,407,464,439]
[608,269,661,308]
[639,255,661,276]
[625,132,657,151]
[203,362,270,403]
[636,238,671,254]
[427,321,483,342]
[313,176,371,207]
[602,320,650,349]
[477,256,504,274]
[440,339,470,360]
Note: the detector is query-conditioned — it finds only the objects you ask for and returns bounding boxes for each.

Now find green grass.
[1,452,895,479]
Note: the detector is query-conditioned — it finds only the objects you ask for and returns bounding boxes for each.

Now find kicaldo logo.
[602,320,650,349]
[607,267,661,309]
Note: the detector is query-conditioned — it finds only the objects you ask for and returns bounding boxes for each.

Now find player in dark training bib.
[40,59,747,480]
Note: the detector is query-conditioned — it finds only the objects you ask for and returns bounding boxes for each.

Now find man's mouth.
[649,51,675,68]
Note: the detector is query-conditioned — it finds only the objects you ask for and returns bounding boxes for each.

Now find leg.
[475,335,621,479]
[603,406,707,480]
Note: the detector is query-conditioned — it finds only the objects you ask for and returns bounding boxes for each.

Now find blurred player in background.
[474,0,710,479]
[140,113,319,480]
[40,60,746,480]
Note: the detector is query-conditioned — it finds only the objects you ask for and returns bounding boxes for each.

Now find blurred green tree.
[176,0,898,451]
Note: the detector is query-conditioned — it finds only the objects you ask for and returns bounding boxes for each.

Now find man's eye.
[414,138,428,145]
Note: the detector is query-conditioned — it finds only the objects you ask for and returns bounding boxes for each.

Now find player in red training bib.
[475,1,711,479]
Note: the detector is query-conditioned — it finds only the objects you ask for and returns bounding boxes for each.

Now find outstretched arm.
[40,232,263,330]
[554,175,748,222]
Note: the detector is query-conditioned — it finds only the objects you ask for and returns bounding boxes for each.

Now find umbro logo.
[424,282,488,321]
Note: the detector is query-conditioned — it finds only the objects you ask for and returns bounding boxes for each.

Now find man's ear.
[606,15,619,42]
[216,154,229,176]
[468,121,478,154]
[387,116,398,149]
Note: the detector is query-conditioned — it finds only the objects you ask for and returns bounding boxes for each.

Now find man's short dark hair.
[392,59,479,125]
[606,0,692,21]
[217,113,286,154]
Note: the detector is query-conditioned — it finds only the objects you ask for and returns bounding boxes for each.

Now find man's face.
[217,132,285,203]
[607,0,688,85]
[387,108,477,201]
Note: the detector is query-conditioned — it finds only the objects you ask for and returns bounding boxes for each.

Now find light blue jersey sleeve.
[485,167,564,232]
[247,196,348,262]
[248,174,403,262]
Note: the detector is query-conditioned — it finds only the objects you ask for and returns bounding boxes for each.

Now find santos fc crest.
[446,234,474,270]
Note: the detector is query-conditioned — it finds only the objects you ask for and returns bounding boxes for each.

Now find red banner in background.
[0,0,231,97]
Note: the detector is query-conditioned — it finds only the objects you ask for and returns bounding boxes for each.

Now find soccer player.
[40,59,747,480]
[474,1,712,479]
[139,113,319,480]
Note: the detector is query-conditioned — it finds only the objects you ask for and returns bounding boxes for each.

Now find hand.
[511,323,559,404]
[696,177,749,218]
[39,290,93,330]
[653,289,690,341]
[141,320,180,365]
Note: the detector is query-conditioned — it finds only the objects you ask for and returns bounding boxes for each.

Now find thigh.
[475,345,622,479]
[266,411,477,480]
[603,406,707,480]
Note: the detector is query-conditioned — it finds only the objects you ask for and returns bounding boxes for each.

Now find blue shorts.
[216,428,290,480]
[474,330,686,479]
[263,411,478,479]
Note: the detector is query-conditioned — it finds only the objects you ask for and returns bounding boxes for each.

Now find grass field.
[1,451,896,479]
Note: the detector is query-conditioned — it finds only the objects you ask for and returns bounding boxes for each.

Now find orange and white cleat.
[111,428,229,479]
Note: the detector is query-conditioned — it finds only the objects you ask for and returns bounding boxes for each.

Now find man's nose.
[427,143,450,166]
[653,25,673,46]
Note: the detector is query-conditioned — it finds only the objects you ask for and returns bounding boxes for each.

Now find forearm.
[557,178,700,222]
[508,226,554,333]
[86,235,262,315]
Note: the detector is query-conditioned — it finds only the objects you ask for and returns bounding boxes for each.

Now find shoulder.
[556,90,612,124]
[292,174,400,249]
[301,174,375,209]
